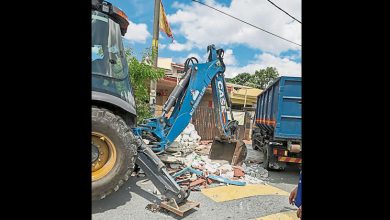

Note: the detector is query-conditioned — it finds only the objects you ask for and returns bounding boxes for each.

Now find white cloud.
[168,0,301,54]
[159,44,167,49]
[282,52,301,61]
[224,53,301,78]
[123,21,151,43]
[223,49,237,65]
[168,40,193,51]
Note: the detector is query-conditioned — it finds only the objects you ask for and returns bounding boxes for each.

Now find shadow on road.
[268,164,300,185]
[92,175,200,217]
[92,176,161,214]
[280,206,298,212]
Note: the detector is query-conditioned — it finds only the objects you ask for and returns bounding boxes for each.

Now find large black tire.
[262,144,286,171]
[252,133,261,150]
[261,144,270,169]
[92,107,138,200]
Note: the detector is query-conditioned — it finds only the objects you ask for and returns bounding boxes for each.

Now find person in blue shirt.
[289,171,302,219]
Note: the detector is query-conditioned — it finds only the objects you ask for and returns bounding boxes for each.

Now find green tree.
[126,48,165,124]
[228,67,279,89]
[226,72,252,85]
[250,67,279,89]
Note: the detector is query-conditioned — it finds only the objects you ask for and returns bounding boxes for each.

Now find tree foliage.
[126,48,165,124]
[226,67,279,89]
[226,73,252,86]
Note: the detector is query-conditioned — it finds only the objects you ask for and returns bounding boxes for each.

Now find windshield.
[92,10,133,104]
[92,11,127,79]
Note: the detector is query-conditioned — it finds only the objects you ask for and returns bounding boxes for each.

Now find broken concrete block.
[233,166,245,177]
[190,178,206,187]
[169,163,181,169]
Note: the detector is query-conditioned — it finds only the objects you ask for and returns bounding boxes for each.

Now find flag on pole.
[159,0,174,41]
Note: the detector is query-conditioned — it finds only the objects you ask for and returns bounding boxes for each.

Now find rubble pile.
[159,147,269,191]
[241,162,269,184]
[142,123,269,191]
[165,123,202,154]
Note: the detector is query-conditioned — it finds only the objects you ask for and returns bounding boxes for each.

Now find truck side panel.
[255,80,279,133]
[274,77,301,139]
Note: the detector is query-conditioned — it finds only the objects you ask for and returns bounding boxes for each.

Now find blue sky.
[106,0,301,78]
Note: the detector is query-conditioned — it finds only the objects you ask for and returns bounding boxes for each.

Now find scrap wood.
[172,166,246,186]
[190,178,206,187]
[176,178,190,184]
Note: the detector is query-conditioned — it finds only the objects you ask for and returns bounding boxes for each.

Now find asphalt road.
[92,144,300,220]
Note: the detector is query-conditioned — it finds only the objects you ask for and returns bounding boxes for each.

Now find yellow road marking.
[201,184,289,202]
[255,210,299,220]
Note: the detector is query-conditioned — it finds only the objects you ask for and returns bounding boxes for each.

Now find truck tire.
[92,107,138,200]
[262,144,286,171]
[261,144,270,169]
[252,142,257,150]
[251,138,258,150]
[251,133,261,150]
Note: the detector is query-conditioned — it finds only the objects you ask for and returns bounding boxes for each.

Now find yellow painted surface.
[255,211,299,220]
[233,88,263,97]
[227,84,262,106]
[201,184,289,202]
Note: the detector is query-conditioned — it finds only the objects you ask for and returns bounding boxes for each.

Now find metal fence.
[191,106,248,140]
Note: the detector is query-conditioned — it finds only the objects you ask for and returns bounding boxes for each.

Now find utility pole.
[150,0,161,116]
[243,88,248,108]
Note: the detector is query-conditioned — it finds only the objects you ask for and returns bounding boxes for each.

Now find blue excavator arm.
[133,45,239,152]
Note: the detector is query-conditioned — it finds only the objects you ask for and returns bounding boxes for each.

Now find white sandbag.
[196,135,201,142]
[190,130,198,138]
[182,134,189,141]
[204,163,218,173]
[188,137,194,142]
[183,127,191,135]
[223,171,234,179]
[187,123,195,131]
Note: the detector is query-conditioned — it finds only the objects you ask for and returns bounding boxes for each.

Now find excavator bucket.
[209,137,247,166]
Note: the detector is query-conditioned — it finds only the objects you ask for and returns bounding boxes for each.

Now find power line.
[191,0,301,47]
[267,0,301,24]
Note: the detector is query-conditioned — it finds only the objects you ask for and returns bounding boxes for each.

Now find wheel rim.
[92,132,117,181]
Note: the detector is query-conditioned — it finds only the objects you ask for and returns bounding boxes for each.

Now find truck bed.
[255,76,301,140]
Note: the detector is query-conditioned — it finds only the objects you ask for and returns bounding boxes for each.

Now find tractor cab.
[91,0,135,113]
